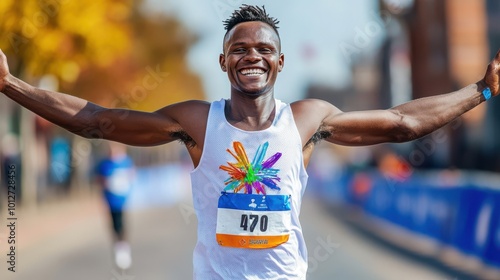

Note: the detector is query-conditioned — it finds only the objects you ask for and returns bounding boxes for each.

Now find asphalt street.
[0,191,459,280]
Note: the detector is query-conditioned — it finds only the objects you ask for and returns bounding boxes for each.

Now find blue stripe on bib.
[218,192,291,211]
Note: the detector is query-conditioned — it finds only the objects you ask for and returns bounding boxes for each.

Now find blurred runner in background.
[96,142,135,270]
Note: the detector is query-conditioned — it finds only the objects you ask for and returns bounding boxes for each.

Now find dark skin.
[0,21,499,168]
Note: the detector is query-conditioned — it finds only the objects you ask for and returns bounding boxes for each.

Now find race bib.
[216,192,291,249]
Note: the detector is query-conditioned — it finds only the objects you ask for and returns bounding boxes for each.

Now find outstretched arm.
[0,49,204,146]
[326,83,487,145]
[295,49,500,147]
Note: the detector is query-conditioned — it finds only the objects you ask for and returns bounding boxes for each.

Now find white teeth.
[240,68,265,76]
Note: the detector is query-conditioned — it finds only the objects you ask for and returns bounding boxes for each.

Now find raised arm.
[294,49,500,147]
[0,49,207,147]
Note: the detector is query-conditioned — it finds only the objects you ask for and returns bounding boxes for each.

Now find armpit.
[170,130,196,148]
[304,127,332,148]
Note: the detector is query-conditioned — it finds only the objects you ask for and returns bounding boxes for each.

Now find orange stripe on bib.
[216,234,290,249]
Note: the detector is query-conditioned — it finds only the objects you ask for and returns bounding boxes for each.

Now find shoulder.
[290,99,341,123]
[154,100,212,149]
[290,98,337,109]
[163,99,211,111]
[289,99,344,146]
[154,100,211,121]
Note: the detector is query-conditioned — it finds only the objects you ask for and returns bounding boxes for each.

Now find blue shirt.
[97,156,134,210]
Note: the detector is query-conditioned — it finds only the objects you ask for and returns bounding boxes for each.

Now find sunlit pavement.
[0,191,460,280]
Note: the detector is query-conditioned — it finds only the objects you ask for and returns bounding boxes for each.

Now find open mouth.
[239,68,267,76]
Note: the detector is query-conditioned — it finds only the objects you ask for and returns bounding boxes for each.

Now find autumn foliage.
[0,0,204,110]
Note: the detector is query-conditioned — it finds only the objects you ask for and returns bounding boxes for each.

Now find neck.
[225,92,276,131]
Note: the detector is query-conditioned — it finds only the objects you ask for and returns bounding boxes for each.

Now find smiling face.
[220,21,284,97]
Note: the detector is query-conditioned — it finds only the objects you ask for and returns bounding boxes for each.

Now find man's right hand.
[0,49,10,93]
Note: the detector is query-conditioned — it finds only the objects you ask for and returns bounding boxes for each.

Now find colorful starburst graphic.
[219,141,282,194]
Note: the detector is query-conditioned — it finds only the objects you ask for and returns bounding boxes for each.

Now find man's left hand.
[480,49,500,97]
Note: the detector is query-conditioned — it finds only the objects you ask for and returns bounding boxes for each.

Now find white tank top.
[190,99,309,279]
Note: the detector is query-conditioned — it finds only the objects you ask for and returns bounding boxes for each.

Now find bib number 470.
[240,214,268,232]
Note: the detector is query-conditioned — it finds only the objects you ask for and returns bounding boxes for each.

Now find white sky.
[144,0,383,103]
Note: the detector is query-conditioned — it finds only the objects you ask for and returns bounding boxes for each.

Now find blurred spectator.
[1,134,22,206]
[49,136,72,189]
[96,142,135,270]
[378,151,413,182]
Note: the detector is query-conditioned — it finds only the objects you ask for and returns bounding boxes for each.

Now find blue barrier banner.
[451,188,488,255]
[476,191,500,268]
[317,169,500,270]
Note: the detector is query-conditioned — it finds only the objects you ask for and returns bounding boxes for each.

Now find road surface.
[0,191,460,280]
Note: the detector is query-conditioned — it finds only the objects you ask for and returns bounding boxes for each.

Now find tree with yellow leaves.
[0,0,204,204]
[0,0,204,106]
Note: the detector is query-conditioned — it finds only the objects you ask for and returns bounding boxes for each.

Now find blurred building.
[401,0,491,170]
[307,0,500,171]
[485,0,500,171]
[398,0,500,171]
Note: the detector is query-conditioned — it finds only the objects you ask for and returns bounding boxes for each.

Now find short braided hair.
[223,5,280,37]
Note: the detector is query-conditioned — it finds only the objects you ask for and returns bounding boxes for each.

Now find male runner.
[0,4,499,279]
